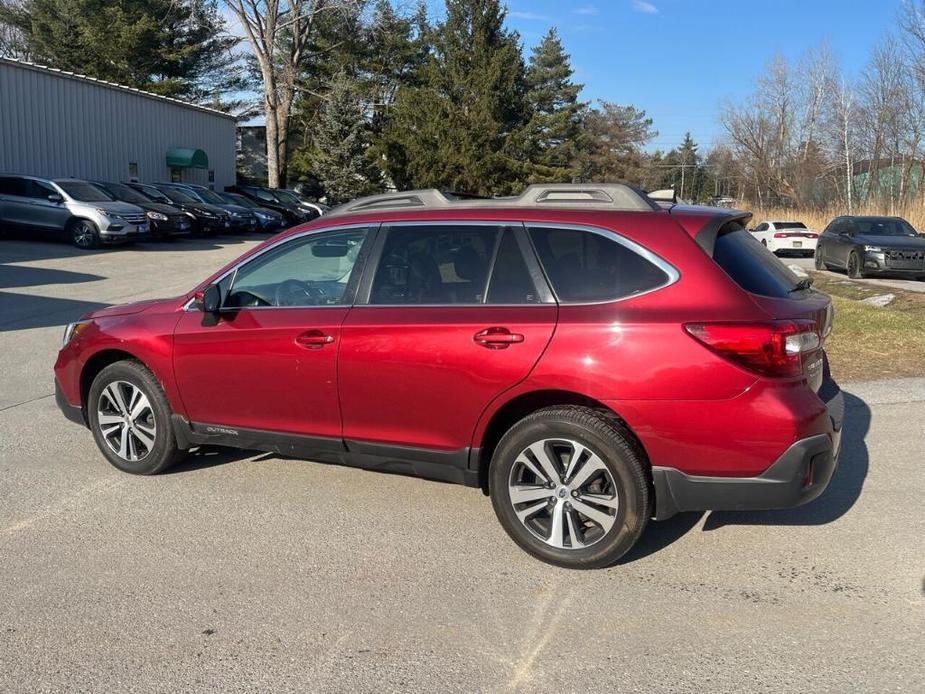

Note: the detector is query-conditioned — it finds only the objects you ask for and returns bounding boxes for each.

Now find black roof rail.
[327,183,660,217]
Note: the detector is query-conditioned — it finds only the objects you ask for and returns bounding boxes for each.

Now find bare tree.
[224,0,362,188]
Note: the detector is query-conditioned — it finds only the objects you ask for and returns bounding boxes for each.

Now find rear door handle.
[296,330,334,349]
[474,327,524,349]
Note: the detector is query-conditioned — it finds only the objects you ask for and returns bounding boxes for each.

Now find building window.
[170,167,182,183]
[128,162,139,181]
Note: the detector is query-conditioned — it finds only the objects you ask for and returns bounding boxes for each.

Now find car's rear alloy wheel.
[70,219,99,249]
[490,406,650,569]
[508,438,618,549]
[88,360,185,474]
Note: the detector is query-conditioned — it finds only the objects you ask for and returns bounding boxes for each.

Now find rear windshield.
[775,222,807,230]
[712,225,801,298]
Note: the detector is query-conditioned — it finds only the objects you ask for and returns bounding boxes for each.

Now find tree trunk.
[264,91,281,189]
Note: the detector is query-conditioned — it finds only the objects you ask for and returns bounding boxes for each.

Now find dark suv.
[816,215,925,279]
[54,185,843,569]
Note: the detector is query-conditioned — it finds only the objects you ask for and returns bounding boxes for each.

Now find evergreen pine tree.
[376,0,528,195]
[0,0,239,101]
[312,72,381,204]
[522,28,586,182]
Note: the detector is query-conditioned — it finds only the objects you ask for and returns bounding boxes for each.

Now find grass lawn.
[810,273,925,382]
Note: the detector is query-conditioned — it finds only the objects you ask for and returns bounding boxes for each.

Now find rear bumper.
[651,383,844,520]
[55,378,85,426]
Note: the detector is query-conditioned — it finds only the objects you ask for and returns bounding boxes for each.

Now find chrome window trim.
[526,222,681,306]
[184,223,375,311]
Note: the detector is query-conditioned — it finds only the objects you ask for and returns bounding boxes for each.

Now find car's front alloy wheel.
[70,219,99,249]
[88,360,185,474]
[96,381,157,462]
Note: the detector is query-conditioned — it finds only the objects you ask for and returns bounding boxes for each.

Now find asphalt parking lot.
[1,236,923,692]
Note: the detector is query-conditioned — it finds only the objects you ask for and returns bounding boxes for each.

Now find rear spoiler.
[669,207,753,255]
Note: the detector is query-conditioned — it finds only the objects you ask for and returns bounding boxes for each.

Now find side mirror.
[47,193,63,203]
[200,284,222,314]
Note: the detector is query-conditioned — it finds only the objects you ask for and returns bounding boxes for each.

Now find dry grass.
[744,203,925,231]
[810,273,925,382]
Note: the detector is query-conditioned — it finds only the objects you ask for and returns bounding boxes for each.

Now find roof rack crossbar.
[329,183,659,216]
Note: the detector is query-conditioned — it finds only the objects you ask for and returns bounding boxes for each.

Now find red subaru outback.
[54,185,843,568]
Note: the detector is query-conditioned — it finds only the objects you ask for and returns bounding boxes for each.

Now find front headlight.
[147,211,168,221]
[255,211,269,220]
[864,245,884,253]
[96,208,119,219]
[63,321,90,346]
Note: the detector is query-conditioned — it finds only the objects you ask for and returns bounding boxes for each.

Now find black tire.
[69,218,99,249]
[847,250,864,279]
[87,360,185,474]
[814,249,826,270]
[489,406,650,569]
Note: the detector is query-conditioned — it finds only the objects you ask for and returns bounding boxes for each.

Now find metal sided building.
[0,58,236,190]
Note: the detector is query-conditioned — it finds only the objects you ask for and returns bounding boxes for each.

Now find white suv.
[0,175,149,248]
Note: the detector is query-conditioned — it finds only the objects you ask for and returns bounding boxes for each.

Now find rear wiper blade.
[790,278,814,292]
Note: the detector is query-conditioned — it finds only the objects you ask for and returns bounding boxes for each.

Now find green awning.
[166,148,209,169]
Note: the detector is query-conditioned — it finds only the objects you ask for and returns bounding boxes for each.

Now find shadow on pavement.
[165,446,275,474]
[703,390,870,529]
[0,264,104,289]
[0,232,266,263]
[0,291,111,331]
[621,389,871,562]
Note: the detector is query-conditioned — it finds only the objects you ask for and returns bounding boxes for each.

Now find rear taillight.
[684,320,821,377]
[773,232,788,238]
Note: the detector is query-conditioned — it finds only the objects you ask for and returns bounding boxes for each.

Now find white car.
[750,220,819,256]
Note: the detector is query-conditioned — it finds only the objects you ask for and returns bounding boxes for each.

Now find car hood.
[141,201,184,216]
[81,296,179,320]
[256,206,284,219]
[91,201,145,215]
[857,234,925,250]
[180,202,227,216]
[218,204,255,216]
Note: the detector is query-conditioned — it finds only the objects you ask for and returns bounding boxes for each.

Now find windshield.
[157,186,197,203]
[252,188,279,203]
[775,222,807,230]
[101,183,149,204]
[135,185,170,203]
[223,193,257,208]
[855,218,919,237]
[55,180,112,202]
[274,190,300,204]
[194,188,226,205]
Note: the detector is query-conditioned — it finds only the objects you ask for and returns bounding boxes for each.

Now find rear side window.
[528,226,670,303]
[370,224,500,304]
[712,225,800,298]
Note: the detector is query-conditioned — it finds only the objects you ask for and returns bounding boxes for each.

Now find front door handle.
[474,327,525,349]
[296,330,334,349]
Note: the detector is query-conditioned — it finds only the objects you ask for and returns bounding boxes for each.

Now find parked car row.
[750,215,925,280]
[0,172,327,249]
